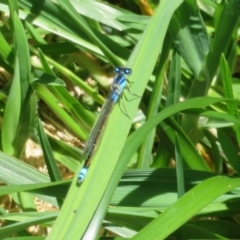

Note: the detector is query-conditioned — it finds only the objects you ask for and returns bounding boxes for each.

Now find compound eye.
[114,67,120,73]
[124,68,132,75]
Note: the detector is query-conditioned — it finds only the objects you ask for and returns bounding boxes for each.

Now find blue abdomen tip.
[77,167,88,184]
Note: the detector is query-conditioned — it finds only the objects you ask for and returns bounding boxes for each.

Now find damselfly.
[77,67,132,184]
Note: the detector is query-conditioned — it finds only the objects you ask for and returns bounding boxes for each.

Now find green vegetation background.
[0,0,240,239]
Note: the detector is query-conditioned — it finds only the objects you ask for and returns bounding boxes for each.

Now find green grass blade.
[169,0,209,77]
[0,151,58,206]
[202,0,240,83]
[1,57,21,155]
[47,1,184,239]
[220,54,240,145]
[57,0,122,66]
[218,130,240,175]
[0,212,57,239]
[37,119,62,182]
[132,176,240,240]
[175,134,185,198]
[34,84,87,140]
[13,12,31,100]
[137,34,172,169]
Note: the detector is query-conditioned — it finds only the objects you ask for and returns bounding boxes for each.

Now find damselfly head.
[114,67,132,75]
